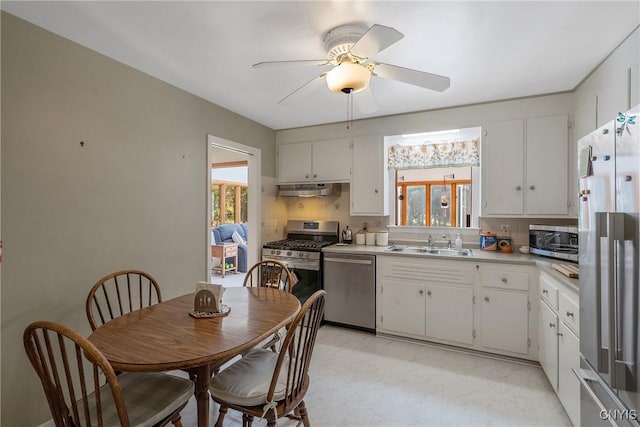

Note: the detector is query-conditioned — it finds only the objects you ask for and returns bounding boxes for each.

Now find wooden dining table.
[88,286,301,427]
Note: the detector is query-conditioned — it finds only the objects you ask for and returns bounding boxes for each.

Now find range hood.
[278,183,336,197]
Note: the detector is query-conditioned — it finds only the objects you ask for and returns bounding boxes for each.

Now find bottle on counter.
[455,233,463,249]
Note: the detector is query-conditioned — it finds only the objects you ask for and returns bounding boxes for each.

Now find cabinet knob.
[427,290,432,296]
[313,174,317,178]
[374,189,379,193]
[566,311,574,317]
[557,332,564,337]
[501,277,508,283]
[542,289,548,294]
[516,185,522,191]
[419,289,424,295]
[529,185,536,190]
[484,296,490,302]
[305,174,309,179]
[549,322,556,328]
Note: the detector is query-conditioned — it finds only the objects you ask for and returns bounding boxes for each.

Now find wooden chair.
[243,260,296,351]
[23,320,194,427]
[86,270,162,331]
[209,289,326,427]
[243,260,295,293]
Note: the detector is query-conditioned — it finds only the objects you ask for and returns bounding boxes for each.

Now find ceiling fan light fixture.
[326,62,371,94]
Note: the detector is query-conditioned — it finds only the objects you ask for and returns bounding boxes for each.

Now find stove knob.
[276,250,281,256]
[286,251,292,256]
[298,252,304,257]
[271,250,275,255]
[306,253,311,258]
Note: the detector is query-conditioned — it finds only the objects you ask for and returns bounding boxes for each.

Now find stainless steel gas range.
[262,220,339,302]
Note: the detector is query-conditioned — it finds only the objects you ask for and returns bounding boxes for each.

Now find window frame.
[396,177,471,227]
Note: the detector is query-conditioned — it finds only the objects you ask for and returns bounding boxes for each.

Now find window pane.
[240,187,248,223]
[212,184,221,226]
[225,187,235,224]
[457,184,472,227]
[430,186,451,226]
[407,186,426,226]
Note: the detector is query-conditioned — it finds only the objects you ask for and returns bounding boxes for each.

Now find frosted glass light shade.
[326,62,371,94]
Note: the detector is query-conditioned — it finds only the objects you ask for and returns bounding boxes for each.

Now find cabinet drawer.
[479,269,529,291]
[225,248,238,257]
[559,292,579,336]
[539,273,559,309]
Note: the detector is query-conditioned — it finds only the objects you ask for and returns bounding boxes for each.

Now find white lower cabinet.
[538,270,580,426]
[376,257,537,360]
[426,284,474,345]
[476,263,537,359]
[480,288,530,355]
[379,278,425,336]
[377,257,474,346]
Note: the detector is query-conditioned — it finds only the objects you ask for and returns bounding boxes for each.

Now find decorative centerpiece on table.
[190,282,230,318]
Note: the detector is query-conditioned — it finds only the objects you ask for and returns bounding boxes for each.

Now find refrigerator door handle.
[574,368,620,427]
[596,211,609,373]
[611,212,637,392]
[606,212,618,389]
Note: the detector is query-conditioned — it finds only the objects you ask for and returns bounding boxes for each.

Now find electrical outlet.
[363,222,368,230]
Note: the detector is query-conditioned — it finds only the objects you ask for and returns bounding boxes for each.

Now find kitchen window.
[386,127,480,229]
[396,167,472,227]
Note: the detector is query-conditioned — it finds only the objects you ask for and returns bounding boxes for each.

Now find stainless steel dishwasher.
[322,253,375,331]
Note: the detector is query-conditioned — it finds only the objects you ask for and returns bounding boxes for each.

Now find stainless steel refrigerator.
[576,105,639,427]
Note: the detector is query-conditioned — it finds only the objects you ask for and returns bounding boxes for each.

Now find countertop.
[323,243,579,293]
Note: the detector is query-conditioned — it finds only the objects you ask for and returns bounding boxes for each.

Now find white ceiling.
[3,1,639,130]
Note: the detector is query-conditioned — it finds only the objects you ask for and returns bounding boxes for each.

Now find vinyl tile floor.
[179,325,572,427]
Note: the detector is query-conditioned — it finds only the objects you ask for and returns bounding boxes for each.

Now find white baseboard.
[38,419,54,427]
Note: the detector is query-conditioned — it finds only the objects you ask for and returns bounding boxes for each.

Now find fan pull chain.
[346,90,353,129]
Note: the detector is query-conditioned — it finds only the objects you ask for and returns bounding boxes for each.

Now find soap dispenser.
[455,233,463,249]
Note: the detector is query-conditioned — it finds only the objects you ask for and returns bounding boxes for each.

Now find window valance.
[388,139,479,170]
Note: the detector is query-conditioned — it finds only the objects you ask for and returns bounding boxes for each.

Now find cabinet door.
[558,322,580,427]
[312,138,351,182]
[482,119,524,215]
[425,284,474,345]
[525,115,568,215]
[481,289,529,355]
[351,135,389,216]
[379,279,425,336]
[539,299,559,390]
[277,142,312,183]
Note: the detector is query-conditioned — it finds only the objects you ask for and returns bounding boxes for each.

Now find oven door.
[261,255,321,303]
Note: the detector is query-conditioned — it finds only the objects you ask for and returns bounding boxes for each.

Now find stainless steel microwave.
[529,224,578,263]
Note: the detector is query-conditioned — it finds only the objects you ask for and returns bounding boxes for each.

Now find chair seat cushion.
[84,372,194,427]
[209,348,286,407]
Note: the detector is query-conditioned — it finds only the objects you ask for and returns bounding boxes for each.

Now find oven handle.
[324,257,373,265]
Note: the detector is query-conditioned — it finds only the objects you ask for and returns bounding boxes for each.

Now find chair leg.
[242,413,254,427]
[170,413,183,427]
[297,400,311,427]
[214,405,228,427]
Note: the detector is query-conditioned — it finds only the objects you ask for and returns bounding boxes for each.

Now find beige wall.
[1,12,275,426]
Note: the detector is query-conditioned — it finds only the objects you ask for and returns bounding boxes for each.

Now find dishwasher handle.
[324,257,373,265]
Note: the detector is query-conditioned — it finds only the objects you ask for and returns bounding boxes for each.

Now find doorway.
[206,135,261,280]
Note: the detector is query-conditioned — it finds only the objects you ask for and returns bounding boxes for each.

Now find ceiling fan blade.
[253,60,330,68]
[350,24,404,59]
[354,87,380,114]
[278,73,327,104]
[373,63,450,92]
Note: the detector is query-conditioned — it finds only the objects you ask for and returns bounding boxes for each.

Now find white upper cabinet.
[277,138,351,184]
[350,135,389,216]
[525,115,569,215]
[482,114,569,217]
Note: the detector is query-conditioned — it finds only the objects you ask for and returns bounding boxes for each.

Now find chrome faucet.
[441,234,453,249]
[426,234,434,247]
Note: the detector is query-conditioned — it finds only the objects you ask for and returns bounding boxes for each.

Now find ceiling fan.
[253,24,451,110]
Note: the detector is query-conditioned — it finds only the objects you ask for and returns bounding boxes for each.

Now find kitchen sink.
[385,245,472,257]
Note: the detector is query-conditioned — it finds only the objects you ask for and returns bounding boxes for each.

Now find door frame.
[206,135,261,278]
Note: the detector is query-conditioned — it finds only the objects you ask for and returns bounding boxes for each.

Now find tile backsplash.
[265,180,577,248]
